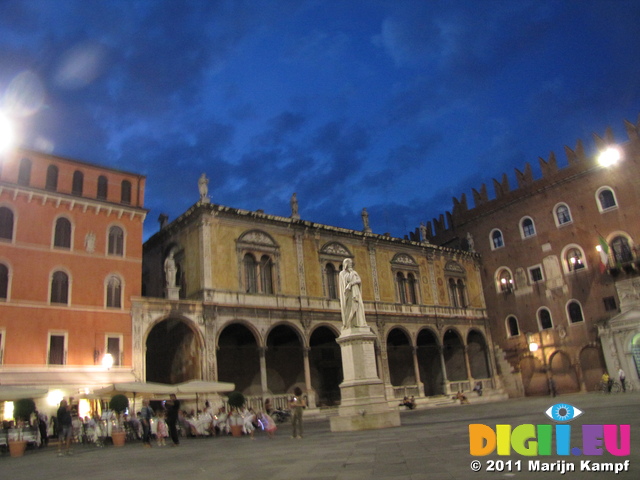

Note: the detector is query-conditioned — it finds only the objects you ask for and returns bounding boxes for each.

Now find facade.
[0,148,147,395]
[424,118,640,396]
[137,193,500,408]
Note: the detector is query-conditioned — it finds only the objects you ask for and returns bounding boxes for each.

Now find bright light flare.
[0,113,14,152]
[529,342,539,352]
[47,389,65,407]
[597,147,621,167]
[102,353,114,369]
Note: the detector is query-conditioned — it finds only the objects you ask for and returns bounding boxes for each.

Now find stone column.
[463,345,474,391]
[302,347,316,408]
[438,345,450,394]
[259,347,268,394]
[412,346,423,396]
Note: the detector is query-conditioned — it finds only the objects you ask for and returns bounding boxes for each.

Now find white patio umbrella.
[175,380,235,411]
[0,386,49,402]
[94,382,178,412]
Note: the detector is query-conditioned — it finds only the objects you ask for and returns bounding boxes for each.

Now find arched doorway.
[217,323,260,394]
[309,326,342,406]
[146,318,202,384]
[386,328,415,386]
[417,329,443,396]
[550,351,580,394]
[266,324,304,394]
[443,329,467,382]
[467,330,491,379]
[520,355,547,396]
[579,346,606,391]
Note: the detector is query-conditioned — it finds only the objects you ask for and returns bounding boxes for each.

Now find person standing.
[289,387,306,439]
[166,394,181,446]
[140,399,154,447]
[57,399,73,456]
[618,368,626,392]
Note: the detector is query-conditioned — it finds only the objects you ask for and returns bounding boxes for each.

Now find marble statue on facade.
[198,173,210,203]
[361,208,372,233]
[420,222,429,243]
[164,251,177,288]
[466,232,475,252]
[290,192,300,220]
[338,258,368,329]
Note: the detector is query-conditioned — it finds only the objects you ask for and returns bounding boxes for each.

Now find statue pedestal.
[165,286,180,300]
[330,326,401,432]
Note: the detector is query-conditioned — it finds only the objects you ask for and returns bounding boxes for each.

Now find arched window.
[54,217,72,249]
[456,279,467,308]
[260,255,274,294]
[0,207,14,240]
[108,226,124,256]
[448,278,458,307]
[46,165,58,191]
[243,253,258,293]
[565,246,585,272]
[597,187,617,211]
[121,180,132,204]
[490,229,504,249]
[538,308,553,330]
[106,276,122,308]
[554,204,572,226]
[520,217,536,238]
[97,175,108,200]
[407,273,417,304]
[18,158,31,186]
[50,271,69,304]
[567,300,584,324]
[506,316,520,337]
[325,263,338,299]
[0,263,8,300]
[611,236,633,264]
[496,268,513,293]
[72,170,84,196]
[397,272,407,304]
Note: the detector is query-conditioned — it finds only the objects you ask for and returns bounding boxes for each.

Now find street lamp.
[597,146,622,167]
[102,353,114,369]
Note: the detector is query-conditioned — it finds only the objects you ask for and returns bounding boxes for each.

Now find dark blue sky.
[1,0,639,240]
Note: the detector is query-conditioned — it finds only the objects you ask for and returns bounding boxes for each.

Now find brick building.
[0,148,146,398]
[424,117,640,396]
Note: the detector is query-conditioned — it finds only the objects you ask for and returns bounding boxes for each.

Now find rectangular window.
[48,333,67,365]
[106,335,122,366]
[528,265,544,283]
[603,296,617,311]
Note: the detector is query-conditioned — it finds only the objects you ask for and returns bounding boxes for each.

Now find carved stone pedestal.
[330,326,401,432]
[165,286,180,300]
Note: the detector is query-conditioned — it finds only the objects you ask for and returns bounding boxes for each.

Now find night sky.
[1,1,639,241]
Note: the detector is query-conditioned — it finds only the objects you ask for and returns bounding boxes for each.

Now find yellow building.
[136,192,501,408]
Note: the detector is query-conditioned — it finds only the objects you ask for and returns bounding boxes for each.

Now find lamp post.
[102,353,114,370]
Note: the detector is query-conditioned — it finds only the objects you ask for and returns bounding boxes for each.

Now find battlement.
[422,116,640,241]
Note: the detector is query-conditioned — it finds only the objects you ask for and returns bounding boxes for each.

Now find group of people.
[602,368,627,392]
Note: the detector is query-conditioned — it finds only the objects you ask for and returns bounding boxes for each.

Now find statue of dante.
[338,258,367,329]
[164,251,177,288]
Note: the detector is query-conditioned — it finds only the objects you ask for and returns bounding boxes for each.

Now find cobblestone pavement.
[2,392,638,480]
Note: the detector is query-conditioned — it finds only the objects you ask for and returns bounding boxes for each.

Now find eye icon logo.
[544,403,583,422]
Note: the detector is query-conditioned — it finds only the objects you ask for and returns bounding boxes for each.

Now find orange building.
[0,148,146,396]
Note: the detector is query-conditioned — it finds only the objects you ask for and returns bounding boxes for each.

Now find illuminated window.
[554,204,572,226]
[520,217,536,238]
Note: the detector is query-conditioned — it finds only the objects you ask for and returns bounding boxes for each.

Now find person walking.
[56,399,73,456]
[618,368,626,392]
[166,394,181,446]
[289,387,306,439]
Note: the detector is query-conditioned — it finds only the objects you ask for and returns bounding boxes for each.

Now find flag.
[598,236,610,273]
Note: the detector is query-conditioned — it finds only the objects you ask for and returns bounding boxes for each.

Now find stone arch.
[145,316,204,384]
[416,328,443,396]
[309,324,342,406]
[217,321,261,394]
[549,350,580,394]
[467,329,491,379]
[443,328,467,382]
[386,327,415,387]
[579,345,607,391]
[266,323,305,394]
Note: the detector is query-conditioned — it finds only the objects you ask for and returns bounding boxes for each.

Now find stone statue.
[361,208,371,233]
[198,173,209,202]
[338,258,367,329]
[164,251,177,288]
[466,232,475,252]
[420,222,428,243]
[84,232,96,253]
[290,192,299,219]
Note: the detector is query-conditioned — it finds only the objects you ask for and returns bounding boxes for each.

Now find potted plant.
[109,394,129,447]
[226,391,246,437]
[9,398,36,457]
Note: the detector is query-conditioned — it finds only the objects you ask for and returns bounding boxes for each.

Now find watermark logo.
[468,403,631,474]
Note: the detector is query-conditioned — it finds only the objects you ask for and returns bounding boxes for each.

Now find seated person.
[453,391,469,405]
[473,382,483,396]
[399,396,415,409]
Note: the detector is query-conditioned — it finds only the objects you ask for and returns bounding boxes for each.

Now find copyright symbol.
[470,460,482,472]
